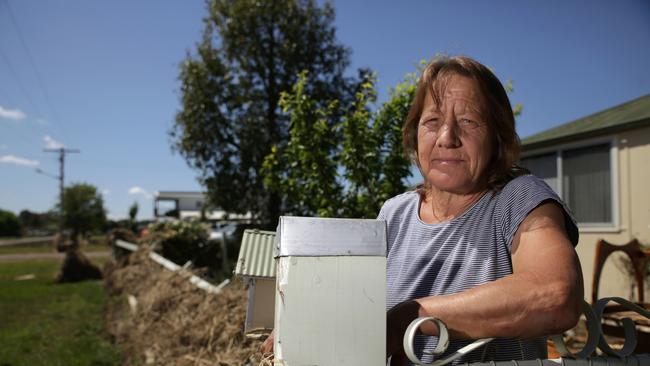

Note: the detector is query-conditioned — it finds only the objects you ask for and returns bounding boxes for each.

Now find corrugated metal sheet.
[234,229,276,278]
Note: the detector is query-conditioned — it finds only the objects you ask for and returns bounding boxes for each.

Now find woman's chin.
[426,174,475,195]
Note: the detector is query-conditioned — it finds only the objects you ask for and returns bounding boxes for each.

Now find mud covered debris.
[104,246,264,366]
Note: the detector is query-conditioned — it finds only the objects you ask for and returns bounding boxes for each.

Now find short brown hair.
[403,55,526,191]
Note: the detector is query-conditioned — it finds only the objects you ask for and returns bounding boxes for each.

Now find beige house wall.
[574,125,650,302]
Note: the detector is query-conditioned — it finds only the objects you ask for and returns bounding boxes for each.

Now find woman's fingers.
[259,329,275,355]
[387,300,421,354]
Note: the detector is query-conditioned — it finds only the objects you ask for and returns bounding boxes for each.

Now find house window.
[519,152,558,194]
[520,142,613,226]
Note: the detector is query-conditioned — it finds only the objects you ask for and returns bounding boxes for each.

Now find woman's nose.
[436,119,461,148]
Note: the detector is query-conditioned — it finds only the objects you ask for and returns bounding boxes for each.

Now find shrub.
[144,221,225,280]
[0,209,22,237]
[18,210,58,236]
[110,228,138,244]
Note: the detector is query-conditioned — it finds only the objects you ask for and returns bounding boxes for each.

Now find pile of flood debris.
[104,246,264,366]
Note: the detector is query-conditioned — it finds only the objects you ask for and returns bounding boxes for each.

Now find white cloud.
[0,154,39,167]
[128,186,152,199]
[43,135,65,149]
[36,118,49,126]
[102,189,110,196]
[0,106,26,121]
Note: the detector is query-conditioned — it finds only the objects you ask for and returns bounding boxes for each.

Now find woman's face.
[416,74,494,195]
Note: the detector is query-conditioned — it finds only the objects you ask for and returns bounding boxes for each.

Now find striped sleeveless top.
[378,174,579,364]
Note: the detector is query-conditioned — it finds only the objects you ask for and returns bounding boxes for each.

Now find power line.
[1,0,73,146]
[0,122,38,147]
[0,40,50,147]
[0,47,45,119]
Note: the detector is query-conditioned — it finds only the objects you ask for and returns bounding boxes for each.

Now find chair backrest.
[592,238,647,304]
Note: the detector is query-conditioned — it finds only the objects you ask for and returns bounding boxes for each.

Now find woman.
[383,55,583,365]
[260,55,583,364]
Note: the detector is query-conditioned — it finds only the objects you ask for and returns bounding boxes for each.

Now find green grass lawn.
[0,259,121,366]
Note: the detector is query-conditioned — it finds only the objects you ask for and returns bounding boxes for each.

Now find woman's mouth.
[433,158,464,165]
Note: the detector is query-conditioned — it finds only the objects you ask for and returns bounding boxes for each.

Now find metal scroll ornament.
[402,317,493,366]
[403,297,650,365]
[551,297,650,358]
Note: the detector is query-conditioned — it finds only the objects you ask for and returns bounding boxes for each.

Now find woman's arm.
[387,202,583,356]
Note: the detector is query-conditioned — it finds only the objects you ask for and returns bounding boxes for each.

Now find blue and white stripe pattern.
[379,174,579,365]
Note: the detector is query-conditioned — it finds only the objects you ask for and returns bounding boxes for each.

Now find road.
[0,251,111,262]
[0,236,55,247]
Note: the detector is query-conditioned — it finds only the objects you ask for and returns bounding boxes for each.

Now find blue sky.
[1,0,649,220]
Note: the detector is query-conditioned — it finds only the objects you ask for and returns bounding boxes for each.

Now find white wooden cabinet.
[273,216,387,366]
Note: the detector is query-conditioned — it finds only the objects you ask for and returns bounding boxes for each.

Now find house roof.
[234,229,276,279]
[155,191,206,200]
[521,93,650,149]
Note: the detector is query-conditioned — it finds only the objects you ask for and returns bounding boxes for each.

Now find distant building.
[153,191,252,222]
[521,93,650,302]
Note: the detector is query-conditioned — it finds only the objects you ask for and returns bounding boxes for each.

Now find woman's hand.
[386,300,421,365]
[260,329,274,355]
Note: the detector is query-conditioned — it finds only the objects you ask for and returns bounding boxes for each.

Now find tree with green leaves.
[0,209,22,237]
[171,0,361,227]
[128,202,138,222]
[262,71,416,219]
[128,202,139,232]
[18,210,58,236]
[263,62,524,219]
[62,183,106,241]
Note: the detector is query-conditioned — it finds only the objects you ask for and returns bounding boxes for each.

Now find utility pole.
[43,147,80,234]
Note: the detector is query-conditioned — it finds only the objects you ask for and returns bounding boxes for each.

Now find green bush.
[0,209,22,237]
[110,228,138,244]
[145,221,225,280]
[18,210,58,236]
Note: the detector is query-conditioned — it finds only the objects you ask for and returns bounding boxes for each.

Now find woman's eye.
[460,118,480,129]
[424,118,441,127]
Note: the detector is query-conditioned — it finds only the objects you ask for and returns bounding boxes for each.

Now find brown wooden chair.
[592,238,650,352]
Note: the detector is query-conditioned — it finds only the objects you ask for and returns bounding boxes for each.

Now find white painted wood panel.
[274,256,386,366]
